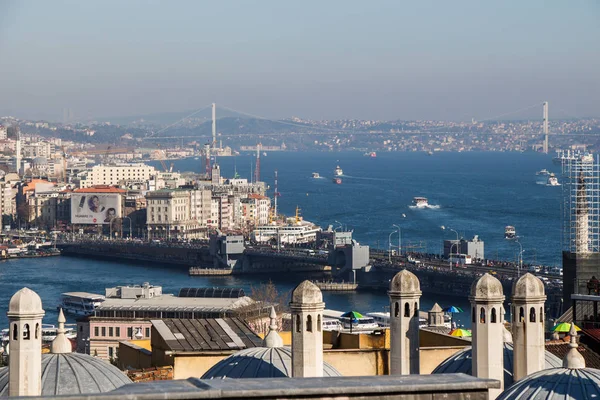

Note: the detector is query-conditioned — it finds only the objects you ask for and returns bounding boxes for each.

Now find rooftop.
[96,294,254,313]
[152,318,263,352]
[74,186,126,193]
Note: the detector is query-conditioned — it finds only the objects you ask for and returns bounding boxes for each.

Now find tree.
[236,280,291,336]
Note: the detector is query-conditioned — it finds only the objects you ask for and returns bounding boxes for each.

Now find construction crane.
[156,144,169,172]
[60,145,67,183]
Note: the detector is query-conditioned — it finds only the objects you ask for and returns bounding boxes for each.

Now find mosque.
[1,271,600,398]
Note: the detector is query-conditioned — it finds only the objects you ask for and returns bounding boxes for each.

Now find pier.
[313,281,358,291]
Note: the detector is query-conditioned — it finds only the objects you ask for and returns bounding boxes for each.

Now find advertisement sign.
[71,193,122,224]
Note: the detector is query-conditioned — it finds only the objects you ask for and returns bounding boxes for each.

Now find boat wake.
[342,175,392,182]
[409,204,440,210]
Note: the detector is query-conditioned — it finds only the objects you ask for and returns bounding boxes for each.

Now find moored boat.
[58,292,106,316]
[536,169,550,175]
[312,172,320,178]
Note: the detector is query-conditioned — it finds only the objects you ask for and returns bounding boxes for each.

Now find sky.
[0,0,598,122]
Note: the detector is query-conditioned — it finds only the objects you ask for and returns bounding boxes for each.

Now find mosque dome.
[497,368,600,400]
[8,287,43,315]
[389,269,420,293]
[470,273,504,300]
[431,342,562,387]
[201,346,341,379]
[512,273,545,300]
[291,280,323,304]
[0,353,132,396]
[32,157,48,166]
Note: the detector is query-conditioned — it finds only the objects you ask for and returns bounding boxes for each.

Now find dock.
[189,267,233,276]
[314,281,358,291]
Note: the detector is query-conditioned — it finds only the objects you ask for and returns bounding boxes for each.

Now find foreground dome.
[432,342,561,387]
[497,368,600,400]
[201,346,341,379]
[0,353,132,396]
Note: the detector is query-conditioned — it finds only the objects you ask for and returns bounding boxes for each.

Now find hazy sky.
[0,0,598,122]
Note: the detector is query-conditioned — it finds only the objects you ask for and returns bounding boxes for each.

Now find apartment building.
[146,189,201,239]
[80,163,157,188]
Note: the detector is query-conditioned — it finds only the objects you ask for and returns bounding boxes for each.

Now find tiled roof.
[74,186,126,193]
[545,340,600,369]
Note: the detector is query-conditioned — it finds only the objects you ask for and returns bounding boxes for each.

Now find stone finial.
[51,308,72,354]
[263,307,283,348]
[563,323,585,369]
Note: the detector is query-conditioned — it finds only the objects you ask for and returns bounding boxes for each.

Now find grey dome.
[291,281,323,304]
[201,346,341,379]
[497,368,600,400]
[512,273,545,300]
[0,353,132,396]
[432,342,562,387]
[470,273,504,300]
[32,156,48,166]
[389,269,420,293]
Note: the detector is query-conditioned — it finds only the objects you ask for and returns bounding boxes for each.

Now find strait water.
[0,152,561,328]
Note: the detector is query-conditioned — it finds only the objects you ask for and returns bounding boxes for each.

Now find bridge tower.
[212,103,217,150]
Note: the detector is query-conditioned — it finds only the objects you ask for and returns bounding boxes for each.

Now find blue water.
[0,152,561,329]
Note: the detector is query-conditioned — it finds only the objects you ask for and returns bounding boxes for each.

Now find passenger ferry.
[251,207,322,244]
[334,165,343,176]
[504,226,516,239]
[312,172,320,179]
[412,197,429,208]
[536,169,550,176]
[58,292,106,316]
[547,173,560,186]
[339,316,380,332]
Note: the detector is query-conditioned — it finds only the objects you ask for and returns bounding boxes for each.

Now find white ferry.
[547,173,560,186]
[312,172,320,178]
[58,292,105,316]
[412,197,429,208]
[334,165,343,176]
[536,169,550,176]
[504,226,516,239]
[339,316,380,332]
[251,207,322,244]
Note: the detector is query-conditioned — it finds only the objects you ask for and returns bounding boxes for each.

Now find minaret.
[388,269,421,375]
[290,280,325,377]
[211,103,217,150]
[51,308,72,354]
[263,306,283,348]
[470,273,505,399]
[575,171,589,254]
[7,287,45,397]
[15,126,21,176]
[563,323,585,369]
[543,101,549,154]
[428,303,444,327]
[511,273,547,381]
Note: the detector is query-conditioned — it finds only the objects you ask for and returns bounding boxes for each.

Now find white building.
[81,163,157,188]
[190,189,212,229]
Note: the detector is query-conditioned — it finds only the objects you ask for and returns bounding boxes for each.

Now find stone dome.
[512,273,545,299]
[431,342,562,387]
[291,281,323,304]
[31,156,48,166]
[470,273,504,300]
[497,368,600,400]
[8,287,43,316]
[389,269,421,293]
[0,353,132,396]
[201,346,341,379]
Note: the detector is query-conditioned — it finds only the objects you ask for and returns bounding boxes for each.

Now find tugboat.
[334,165,343,176]
[504,226,516,239]
[547,173,560,186]
[333,177,342,184]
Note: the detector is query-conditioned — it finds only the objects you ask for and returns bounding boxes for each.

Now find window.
[404,302,410,317]
[36,323,40,339]
[472,307,475,323]
[109,327,113,337]
[395,302,399,317]
[540,307,544,323]
[101,327,106,337]
[116,327,120,337]
[296,315,301,332]
[491,308,497,323]
[145,327,150,337]
[108,347,114,358]
[529,307,536,323]
[317,314,321,332]
[12,324,17,340]
[95,327,99,337]
[519,307,525,322]
[414,302,419,316]
[307,315,313,332]
[23,324,30,340]
[479,308,485,324]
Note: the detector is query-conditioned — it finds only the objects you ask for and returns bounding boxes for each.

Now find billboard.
[71,193,122,224]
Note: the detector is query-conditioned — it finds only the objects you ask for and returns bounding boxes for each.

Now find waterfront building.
[76,283,256,359]
[443,235,484,260]
[146,188,202,239]
[80,163,157,188]
[0,173,18,223]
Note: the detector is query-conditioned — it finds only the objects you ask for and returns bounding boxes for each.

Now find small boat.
[334,165,343,176]
[536,169,550,175]
[505,226,516,239]
[333,177,342,184]
[547,173,560,186]
[263,152,267,156]
[364,152,377,158]
[194,157,199,160]
[312,172,320,179]
[427,151,434,156]
[412,197,429,208]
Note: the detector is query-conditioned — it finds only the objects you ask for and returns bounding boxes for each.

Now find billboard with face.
[71,193,122,224]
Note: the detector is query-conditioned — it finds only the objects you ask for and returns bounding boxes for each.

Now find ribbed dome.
[470,273,504,300]
[497,368,600,400]
[389,269,420,293]
[32,156,48,166]
[8,287,43,315]
[0,353,132,396]
[512,273,545,300]
[201,346,341,379]
[291,281,323,304]
[431,342,562,387]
